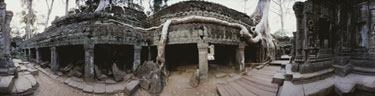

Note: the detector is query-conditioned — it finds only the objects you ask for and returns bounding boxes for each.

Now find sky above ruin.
[5,0,306,37]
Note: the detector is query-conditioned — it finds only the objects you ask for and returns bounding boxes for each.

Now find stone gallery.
[0,0,375,95]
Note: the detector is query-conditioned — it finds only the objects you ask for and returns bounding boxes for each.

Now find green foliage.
[273,29,289,36]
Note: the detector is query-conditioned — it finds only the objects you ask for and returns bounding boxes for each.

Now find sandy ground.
[32,63,237,96]
[160,64,236,96]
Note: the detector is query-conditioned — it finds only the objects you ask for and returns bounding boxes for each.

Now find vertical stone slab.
[293,2,304,63]
[28,48,31,61]
[84,44,95,82]
[50,47,58,72]
[236,44,246,72]
[2,11,12,56]
[36,48,40,64]
[133,45,141,72]
[197,42,209,79]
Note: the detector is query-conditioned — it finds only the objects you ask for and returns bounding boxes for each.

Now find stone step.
[279,81,304,96]
[292,68,334,83]
[272,72,285,85]
[285,63,293,81]
[0,76,15,93]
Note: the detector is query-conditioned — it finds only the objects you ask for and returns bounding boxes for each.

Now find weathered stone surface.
[14,76,32,93]
[140,79,150,90]
[64,78,72,84]
[94,65,103,80]
[112,63,125,82]
[28,68,39,75]
[280,81,304,96]
[189,69,200,88]
[0,76,14,93]
[136,61,158,77]
[83,85,94,93]
[124,80,140,95]
[68,80,80,88]
[149,72,163,94]
[24,74,37,87]
[106,83,125,93]
[93,83,106,93]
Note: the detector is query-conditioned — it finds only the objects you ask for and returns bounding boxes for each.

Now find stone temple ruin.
[0,0,38,95]
[2,0,375,95]
[18,0,277,95]
[275,0,375,95]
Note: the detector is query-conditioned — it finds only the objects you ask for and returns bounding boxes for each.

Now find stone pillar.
[28,48,31,61]
[2,11,12,56]
[236,44,246,72]
[293,2,305,64]
[23,49,26,58]
[50,47,58,72]
[197,42,209,79]
[133,45,141,72]
[36,48,40,64]
[84,44,95,82]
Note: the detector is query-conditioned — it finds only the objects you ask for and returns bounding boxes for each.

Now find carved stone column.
[292,2,305,72]
[293,2,305,64]
[50,47,58,72]
[236,43,246,72]
[2,11,11,56]
[84,44,95,82]
[197,42,209,79]
[133,44,141,72]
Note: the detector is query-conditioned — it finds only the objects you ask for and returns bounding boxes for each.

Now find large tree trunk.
[278,0,285,31]
[65,0,69,15]
[26,0,32,39]
[45,0,54,29]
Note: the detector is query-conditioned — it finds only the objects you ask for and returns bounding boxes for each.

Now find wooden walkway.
[217,65,280,96]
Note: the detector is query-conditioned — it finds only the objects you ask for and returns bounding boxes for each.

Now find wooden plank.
[216,85,230,96]
[236,79,277,96]
[223,84,241,96]
[249,73,274,81]
[243,76,278,88]
[254,71,276,76]
[239,78,278,93]
[228,82,257,96]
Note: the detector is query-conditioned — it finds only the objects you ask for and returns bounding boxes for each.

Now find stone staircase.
[217,65,280,96]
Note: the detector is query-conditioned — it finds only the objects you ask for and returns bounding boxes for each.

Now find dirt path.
[33,71,125,96]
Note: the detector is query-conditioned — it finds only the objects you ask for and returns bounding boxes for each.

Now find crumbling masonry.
[21,0,276,83]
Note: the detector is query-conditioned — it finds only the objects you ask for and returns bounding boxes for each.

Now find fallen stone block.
[149,73,163,94]
[0,76,15,93]
[28,68,39,75]
[24,75,37,87]
[189,69,200,88]
[14,76,32,93]
[112,63,125,82]
[124,80,140,95]
[140,79,150,90]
